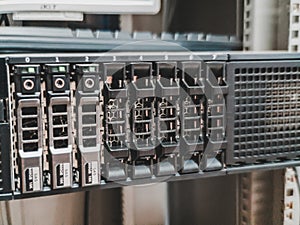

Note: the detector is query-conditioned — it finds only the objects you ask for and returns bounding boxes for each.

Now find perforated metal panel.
[227,60,300,164]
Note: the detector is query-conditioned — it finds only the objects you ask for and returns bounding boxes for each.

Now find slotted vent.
[81,104,98,148]
[51,105,69,149]
[21,107,39,152]
[233,64,300,162]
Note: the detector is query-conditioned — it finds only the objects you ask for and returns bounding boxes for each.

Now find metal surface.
[168,175,238,225]
[0,27,242,53]
[88,189,123,225]
[0,192,85,225]
[122,184,168,225]
[1,51,300,200]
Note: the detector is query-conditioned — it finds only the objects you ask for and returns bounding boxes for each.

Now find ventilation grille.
[233,65,300,162]
[81,103,98,148]
[20,106,40,152]
[51,104,69,149]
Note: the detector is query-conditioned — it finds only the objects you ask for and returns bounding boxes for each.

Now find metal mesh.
[233,64,300,162]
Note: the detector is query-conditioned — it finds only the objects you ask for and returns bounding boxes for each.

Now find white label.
[91,161,99,184]
[57,163,71,187]
[32,167,40,191]
[63,163,71,187]
[86,161,99,185]
[26,167,40,191]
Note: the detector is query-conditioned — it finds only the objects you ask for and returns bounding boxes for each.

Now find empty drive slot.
[53,115,68,125]
[54,139,68,148]
[136,138,153,147]
[159,107,176,118]
[207,113,224,129]
[23,130,38,140]
[22,118,38,128]
[211,117,224,127]
[185,106,201,117]
[108,124,124,135]
[52,105,67,113]
[183,63,202,86]
[134,122,151,135]
[160,78,177,87]
[108,135,126,148]
[184,119,201,130]
[132,64,152,88]
[23,142,38,152]
[108,136,121,147]
[134,109,151,120]
[107,109,124,121]
[185,75,200,86]
[191,95,202,104]
[161,133,177,144]
[53,127,68,137]
[159,120,176,131]
[83,126,97,136]
[208,128,224,141]
[183,96,202,116]
[209,64,226,86]
[211,105,224,115]
[106,71,125,89]
[22,107,37,115]
[184,130,202,143]
[135,77,151,89]
[157,63,177,87]
[83,115,96,124]
[134,98,152,108]
[83,138,97,148]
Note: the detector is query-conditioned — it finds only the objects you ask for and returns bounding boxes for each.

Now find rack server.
[0,51,300,199]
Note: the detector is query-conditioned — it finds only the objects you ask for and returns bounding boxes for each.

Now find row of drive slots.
[11,61,227,193]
